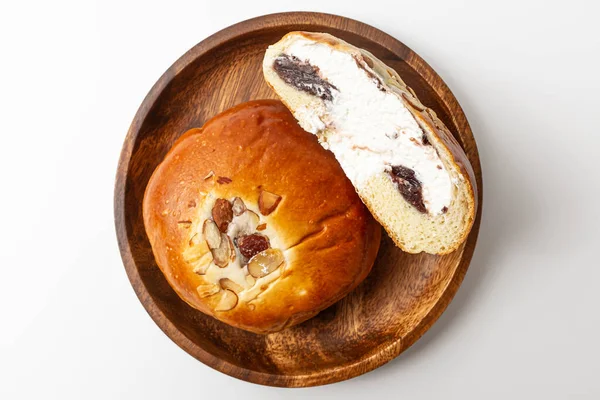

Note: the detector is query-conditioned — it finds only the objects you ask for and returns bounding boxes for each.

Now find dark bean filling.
[389,165,427,214]
[422,133,430,145]
[273,54,337,101]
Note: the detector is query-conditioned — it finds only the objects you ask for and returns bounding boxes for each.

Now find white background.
[1,0,598,398]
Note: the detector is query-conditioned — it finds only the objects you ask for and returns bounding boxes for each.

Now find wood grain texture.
[114,12,482,387]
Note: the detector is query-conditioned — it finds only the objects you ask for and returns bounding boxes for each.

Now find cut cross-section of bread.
[263,31,477,254]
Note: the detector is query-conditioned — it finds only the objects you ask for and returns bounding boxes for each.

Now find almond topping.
[227,236,236,262]
[193,262,210,275]
[196,284,220,298]
[401,92,426,112]
[215,289,238,311]
[189,233,200,246]
[256,223,267,231]
[217,176,232,184]
[211,233,231,268]
[212,198,233,232]
[231,197,247,216]
[202,219,222,249]
[183,238,209,265]
[219,278,243,293]
[237,234,270,259]
[203,170,214,180]
[229,209,260,238]
[258,190,282,216]
[247,248,284,278]
[426,108,438,119]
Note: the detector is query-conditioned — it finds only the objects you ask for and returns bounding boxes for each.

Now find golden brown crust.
[143,100,381,333]
[405,105,477,253]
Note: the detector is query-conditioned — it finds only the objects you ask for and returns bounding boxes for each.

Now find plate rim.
[114,11,482,387]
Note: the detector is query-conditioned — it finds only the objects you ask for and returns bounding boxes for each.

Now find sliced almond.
[212,198,233,232]
[215,289,238,311]
[256,223,267,231]
[387,78,401,91]
[228,209,260,238]
[203,170,214,180]
[202,219,221,249]
[426,108,438,120]
[219,278,243,293]
[247,248,284,278]
[182,245,202,264]
[177,220,192,228]
[211,233,231,268]
[240,210,260,234]
[196,284,220,298]
[183,236,209,262]
[363,55,374,68]
[184,242,210,267]
[189,232,201,246]
[227,236,236,262]
[231,197,247,216]
[401,92,425,112]
[192,261,210,275]
[258,190,282,216]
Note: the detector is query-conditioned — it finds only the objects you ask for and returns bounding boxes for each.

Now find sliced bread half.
[263,31,477,254]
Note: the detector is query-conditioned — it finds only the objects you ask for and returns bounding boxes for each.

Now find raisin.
[237,234,270,259]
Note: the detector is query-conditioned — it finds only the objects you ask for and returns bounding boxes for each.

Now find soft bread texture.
[263,32,477,254]
[143,100,381,334]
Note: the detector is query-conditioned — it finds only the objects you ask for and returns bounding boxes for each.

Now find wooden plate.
[115,12,482,387]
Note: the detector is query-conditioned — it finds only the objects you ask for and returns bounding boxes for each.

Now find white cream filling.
[283,39,453,215]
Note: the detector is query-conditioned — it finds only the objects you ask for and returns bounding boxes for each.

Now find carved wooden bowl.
[114,12,482,387]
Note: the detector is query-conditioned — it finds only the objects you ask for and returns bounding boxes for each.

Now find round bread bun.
[143,100,381,334]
